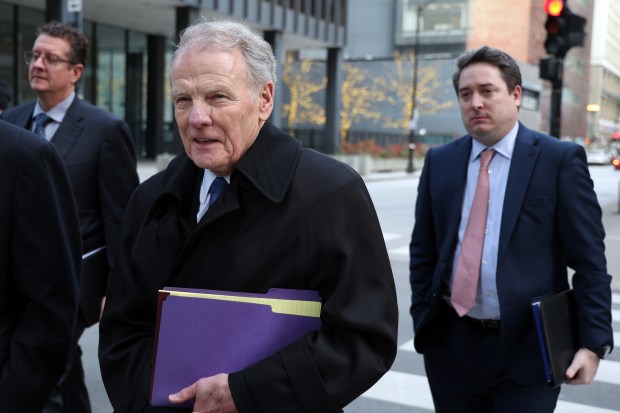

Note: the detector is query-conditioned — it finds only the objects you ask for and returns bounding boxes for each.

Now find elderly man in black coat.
[99,19,398,413]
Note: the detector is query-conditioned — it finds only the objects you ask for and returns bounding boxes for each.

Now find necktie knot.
[207,177,228,208]
[479,149,496,169]
[33,113,52,139]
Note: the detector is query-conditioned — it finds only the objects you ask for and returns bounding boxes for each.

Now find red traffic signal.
[543,1,586,58]
[544,0,564,17]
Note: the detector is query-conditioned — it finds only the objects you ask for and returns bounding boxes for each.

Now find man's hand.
[565,348,600,385]
[169,373,237,413]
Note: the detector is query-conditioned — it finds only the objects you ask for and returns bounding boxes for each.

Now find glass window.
[127,31,147,156]
[16,7,44,105]
[96,24,126,118]
[81,20,94,103]
[402,1,466,35]
[0,4,14,109]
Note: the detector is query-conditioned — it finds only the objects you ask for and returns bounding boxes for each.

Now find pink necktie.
[451,149,496,317]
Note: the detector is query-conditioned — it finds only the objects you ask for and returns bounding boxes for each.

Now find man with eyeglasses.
[1,21,139,413]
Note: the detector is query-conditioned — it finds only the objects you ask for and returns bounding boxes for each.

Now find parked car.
[586,149,612,165]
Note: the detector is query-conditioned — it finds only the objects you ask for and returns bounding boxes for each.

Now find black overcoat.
[0,120,81,412]
[99,122,398,412]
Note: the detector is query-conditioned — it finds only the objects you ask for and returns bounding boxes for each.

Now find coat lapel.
[498,126,539,256]
[445,137,472,236]
[9,102,36,129]
[51,98,84,159]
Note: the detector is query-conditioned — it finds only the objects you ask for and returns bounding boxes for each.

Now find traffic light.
[544,0,586,58]
[539,56,563,83]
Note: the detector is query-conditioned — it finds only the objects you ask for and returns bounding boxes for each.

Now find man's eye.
[32,52,42,60]
[174,97,190,106]
[47,55,61,63]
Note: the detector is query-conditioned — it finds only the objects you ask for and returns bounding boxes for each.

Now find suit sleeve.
[555,144,613,351]
[409,149,439,332]
[0,132,81,412]
[98,118,139,264]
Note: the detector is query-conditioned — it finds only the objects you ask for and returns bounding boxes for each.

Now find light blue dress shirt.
[32,92,75,141]
[451,122,519,319]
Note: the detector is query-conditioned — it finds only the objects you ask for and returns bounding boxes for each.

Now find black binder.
[531,289,579,387]
[80,246,109,326]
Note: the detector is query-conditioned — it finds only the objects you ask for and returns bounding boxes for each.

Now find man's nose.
[470,93,484,108]
[188,102,213,127]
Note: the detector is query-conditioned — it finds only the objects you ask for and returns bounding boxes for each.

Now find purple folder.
[149,287,322,408]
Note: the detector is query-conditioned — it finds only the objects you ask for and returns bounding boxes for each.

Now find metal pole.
[406,0,437,173]
[549,79,562,138]
[549,60,563,139]
[406,4,423,173]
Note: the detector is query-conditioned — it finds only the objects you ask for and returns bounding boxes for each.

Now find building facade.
[589,0,620,147]
[0,0,348,157]
[345,0,594,143]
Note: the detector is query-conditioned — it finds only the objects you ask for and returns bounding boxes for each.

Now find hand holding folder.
[531,289,579,387]
[149,287,322,408]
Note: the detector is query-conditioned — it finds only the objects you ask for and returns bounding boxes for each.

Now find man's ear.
[71,64,85,86]
[258,82,274,121]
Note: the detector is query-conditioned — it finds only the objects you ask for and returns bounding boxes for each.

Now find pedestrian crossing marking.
[383,233,402,242]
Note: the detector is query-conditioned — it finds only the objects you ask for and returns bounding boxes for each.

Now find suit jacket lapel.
[11,102,36,129]
[499,126,539,256]
[445,137,472,246]
[51,98,84,159]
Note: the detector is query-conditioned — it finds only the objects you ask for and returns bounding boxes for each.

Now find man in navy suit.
[409,46,613,412]
[1,21,139,413]
[0,120,81,412]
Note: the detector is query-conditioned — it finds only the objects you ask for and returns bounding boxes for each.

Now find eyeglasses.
[24,51,73,66]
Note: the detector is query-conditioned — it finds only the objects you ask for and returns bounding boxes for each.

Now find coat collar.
[147,121,302,222]
[234,121,302,203]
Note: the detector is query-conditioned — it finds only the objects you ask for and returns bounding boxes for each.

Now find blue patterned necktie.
[207,177,228,208]
[33,113,52,139]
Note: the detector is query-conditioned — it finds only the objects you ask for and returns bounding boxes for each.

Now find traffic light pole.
[541,0,586,139]
[549,61,564,139]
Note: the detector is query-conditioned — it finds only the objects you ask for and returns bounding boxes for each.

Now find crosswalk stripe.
[388,245,409,255]
[383,233,402,242]
[361,370,434,410]
[362,370,620,412]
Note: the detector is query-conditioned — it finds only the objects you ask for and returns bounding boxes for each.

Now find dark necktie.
[33,113,52,139]
[451,149,496,317]
[207,177,228,208]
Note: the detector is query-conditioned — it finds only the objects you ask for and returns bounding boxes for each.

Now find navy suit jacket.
[2,97,139,325]
[410,123,613,385]
[0,120,81,412]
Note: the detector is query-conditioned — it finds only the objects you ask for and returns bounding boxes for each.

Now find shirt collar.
[33,91,75,123]
[470,121,519,162]
[198,170,230,207]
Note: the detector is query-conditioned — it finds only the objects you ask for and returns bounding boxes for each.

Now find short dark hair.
[452,46,522,94]
[36,21,89,66]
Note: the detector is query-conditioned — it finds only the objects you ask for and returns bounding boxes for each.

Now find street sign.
[68,0,82,13]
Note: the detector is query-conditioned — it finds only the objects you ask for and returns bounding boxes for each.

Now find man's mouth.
[194,137,219,144]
